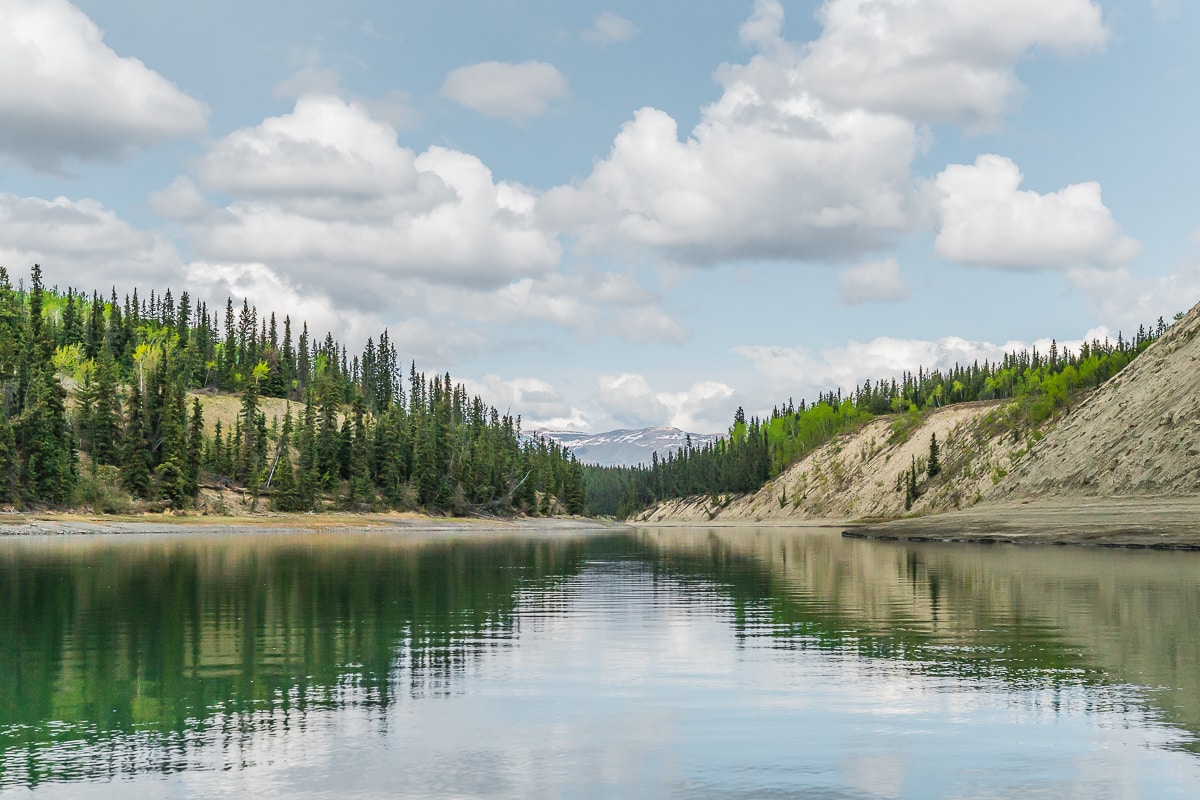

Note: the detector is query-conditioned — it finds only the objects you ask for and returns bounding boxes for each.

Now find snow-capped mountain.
[537,427,720,468]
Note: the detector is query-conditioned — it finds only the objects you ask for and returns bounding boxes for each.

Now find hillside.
[638,300,1200,528]
[990,301,1200,499]
[635,401,1019,524]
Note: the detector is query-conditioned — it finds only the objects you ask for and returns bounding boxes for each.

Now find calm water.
[1,526,1199,798]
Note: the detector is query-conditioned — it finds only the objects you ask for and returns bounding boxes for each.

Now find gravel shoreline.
[0,512,624,537]
[842,496,1200,550]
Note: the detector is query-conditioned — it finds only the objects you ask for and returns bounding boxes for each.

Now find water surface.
[1,527,1198,798]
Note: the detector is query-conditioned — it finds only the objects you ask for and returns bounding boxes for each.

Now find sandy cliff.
[991,302,1200,499]
[638,300,1200,527]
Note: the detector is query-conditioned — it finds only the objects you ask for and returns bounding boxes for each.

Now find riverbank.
[842,496,1200,549]
[0,510,623,536]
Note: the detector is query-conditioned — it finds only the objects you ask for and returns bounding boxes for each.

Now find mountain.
[539,427,720,468]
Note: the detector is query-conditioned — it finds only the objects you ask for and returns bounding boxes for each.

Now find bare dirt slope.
[641,300,1200,535]
[635,401,1020,524]
[989,303,1200,500]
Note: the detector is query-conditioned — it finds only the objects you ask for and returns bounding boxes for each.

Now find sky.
[1,0,1198,435]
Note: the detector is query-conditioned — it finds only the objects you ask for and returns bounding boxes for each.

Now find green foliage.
[585,318,1175,519]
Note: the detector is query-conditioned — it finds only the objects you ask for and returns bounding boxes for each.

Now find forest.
[0,265,585,516]
[583,314,1177,518]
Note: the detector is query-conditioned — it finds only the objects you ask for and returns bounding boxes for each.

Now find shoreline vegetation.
[0,265,585,520]
[2,264,1197,550]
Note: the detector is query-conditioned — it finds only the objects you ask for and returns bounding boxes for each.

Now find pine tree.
[19,368,77,506]
[184,397,204,498]
[347,394,371,508]
[927,433,941,478]
[0,419,18,505]
[121,383,152,499]
[271,446,298,511]
[90,352,122,467]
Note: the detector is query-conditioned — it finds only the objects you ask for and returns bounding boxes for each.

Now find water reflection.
[0,533,589,786]
[628,528,1200,747]
[0,527,1198,797]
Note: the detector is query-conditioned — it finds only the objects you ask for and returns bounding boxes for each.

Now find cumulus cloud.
[184,261,487,365]
[464,375,591,431]
[802,0,1108,127]
[934,154,1140,270]
[0,193,184,289]
[407,270,684,345]
[836,258,910,305]
[540,0,1111,267]
[592,374,736,433]
[197,95,426,201]
[181,96,560,305]
[1068,264,1200,331]
[0,0,208,172]
[581,12,638,45]
[148,176,212,222]
[736,329,1105,403]
[441,61,569,121]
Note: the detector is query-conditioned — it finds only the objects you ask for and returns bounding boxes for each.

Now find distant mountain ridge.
[538,427,720,468]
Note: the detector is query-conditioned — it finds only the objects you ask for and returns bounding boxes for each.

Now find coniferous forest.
[583,314,1177,518]
[0,265,585,516]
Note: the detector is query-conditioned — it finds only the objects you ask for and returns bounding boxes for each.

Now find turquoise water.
[1,527,1198,798]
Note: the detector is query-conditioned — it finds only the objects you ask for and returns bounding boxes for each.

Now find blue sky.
[1,0,1197,433]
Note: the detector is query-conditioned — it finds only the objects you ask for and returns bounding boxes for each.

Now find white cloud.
[581,12,639,45]
[836,258,910,305]
[197,95,426,201]
[736,329,1105,403]
[1068,264,1200,331]
[464,375,591,431]
[539,0,1111,268]
[592,374,736,433]
[148,176,212,222]
[0,0,208,172]
[802,0,1109,127]
[412,270,684,345]
[539,101,917,265]
[182,96,560,303]
[0,193,184,290]
[441,61,569,121]
[183,261,487,365]
[935,154,1140,270]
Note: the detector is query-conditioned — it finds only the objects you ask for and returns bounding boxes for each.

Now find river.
[1,526,1198,798]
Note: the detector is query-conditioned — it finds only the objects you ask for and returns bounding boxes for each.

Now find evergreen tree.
[0,419,18,505]
[120,383,152,499]
[928,433,941,478]
[184,397,204,498]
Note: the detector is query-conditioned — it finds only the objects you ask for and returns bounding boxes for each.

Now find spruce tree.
[928,433,941,478]
[0,418,18,506]
[271,446,298,511]
[121,384,152,499]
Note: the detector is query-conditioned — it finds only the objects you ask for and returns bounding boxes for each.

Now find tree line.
[0,265,584,515]
[584,314,1179,518]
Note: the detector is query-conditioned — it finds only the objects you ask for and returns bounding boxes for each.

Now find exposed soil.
[642,301,1200,547]
[843,496,1200,549]
[636,400,1019,525]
